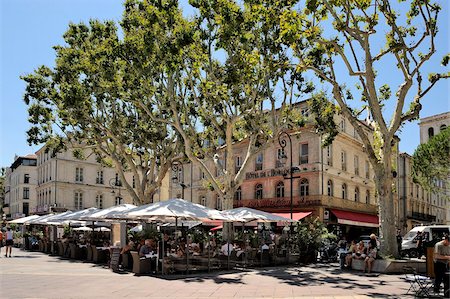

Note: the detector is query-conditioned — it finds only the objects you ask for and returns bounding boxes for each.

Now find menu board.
[110,248,121,272]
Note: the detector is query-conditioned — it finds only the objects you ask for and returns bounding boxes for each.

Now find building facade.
[4,155,38,219]
[418,111,450,225]
[34,145,135,214]
[173,102,380,239]
[397,153,447,231]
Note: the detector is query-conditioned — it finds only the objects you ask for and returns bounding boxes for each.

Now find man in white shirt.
[221,241,233,256]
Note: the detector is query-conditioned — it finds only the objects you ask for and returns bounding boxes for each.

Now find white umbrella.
[73,226,111,232]
[223,207,294,223]
[80,204,137,221]
[53,207,100,222]
[8,215,40,224]
[26,211,73,225]
[120,198,229,221]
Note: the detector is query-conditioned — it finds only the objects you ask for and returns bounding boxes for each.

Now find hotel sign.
[245,168,290,180]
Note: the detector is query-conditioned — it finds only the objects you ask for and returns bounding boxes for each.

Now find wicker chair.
[131,251,152,275]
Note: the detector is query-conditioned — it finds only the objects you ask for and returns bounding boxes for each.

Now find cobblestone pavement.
[0,249,415,299]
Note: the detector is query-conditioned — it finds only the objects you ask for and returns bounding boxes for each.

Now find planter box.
[351,258,426,273]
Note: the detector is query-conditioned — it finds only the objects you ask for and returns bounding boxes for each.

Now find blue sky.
[0,0,449,168]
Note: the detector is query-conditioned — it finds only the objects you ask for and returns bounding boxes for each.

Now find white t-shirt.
[6,230,13,240]
[221,243,233,256]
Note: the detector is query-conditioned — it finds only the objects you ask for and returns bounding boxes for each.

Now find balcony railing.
[234,195,377,214]
[408,212,436,222]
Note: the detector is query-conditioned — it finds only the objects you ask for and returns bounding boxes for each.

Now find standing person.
[5,227,14,257]
[433,235,450,296]
[396,229,403,257]
[0,229,3,256]
[416,231,424,258]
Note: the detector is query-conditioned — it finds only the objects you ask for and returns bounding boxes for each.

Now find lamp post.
[278,131,293,220]
[109,178,122,205]
[172,162,187,199]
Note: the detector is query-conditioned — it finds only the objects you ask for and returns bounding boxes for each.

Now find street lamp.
[172,162,187,199]
[278,131,293,220]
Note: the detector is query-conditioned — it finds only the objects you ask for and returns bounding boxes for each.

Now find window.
[235,156,242,174]
[23,187,30,199]
[255,153,263,171]
[96,194,103,209]
[342,184,347,199]
[115,196,123,205]
[326,145,333,166]
[341,151,347,171]
[24,174,30,184]
[199,170,206,180]
[416,185,419,198]
[428,127,434,138]
[365,161,370,179]
[200,196,207,206]
[276,181,285,198]
[340,119,346,132]
[365,190,370,204]
[96,170,104,184]
[255,184,263,199]
[215,195,222,210]
[132,176,136,188]
[23,202,29,215]
[74,192,83,210]
[115,173,122,186]
[300,179,309,196]
[301,108,309,117]
[300,143,309,164]
[276,148,286,168]
[75,167,84,183]
[354,155,359,176]
[354,187,360,202]
[440,124,447,131]
[327,180,333,196]
[234,187,242,201]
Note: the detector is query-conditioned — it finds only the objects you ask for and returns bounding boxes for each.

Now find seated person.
[345,240,356,268]
[139,239,154,258]
[221,241,234,256]
[175,244,185,258]
[354,241,367,259]
[363,243,377,273]
[260,243,270,252]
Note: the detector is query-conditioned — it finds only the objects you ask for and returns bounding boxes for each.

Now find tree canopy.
[412,126,450,195]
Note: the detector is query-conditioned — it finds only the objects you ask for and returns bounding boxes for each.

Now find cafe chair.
[131,251,152,275]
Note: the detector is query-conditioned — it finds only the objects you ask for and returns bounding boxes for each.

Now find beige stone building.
[397,153,447,231]
[173,101,380,239]
[34,145,136,213]
[418,111,450,225]
[4,154,38,219]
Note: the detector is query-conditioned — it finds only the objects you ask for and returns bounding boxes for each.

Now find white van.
[401,225,450,258]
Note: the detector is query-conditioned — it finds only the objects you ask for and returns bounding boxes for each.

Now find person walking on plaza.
[0,229,3,256]
[433,235,450,297]
[416,231,424,258]
[5,227,14,257]
[396,229,403,257]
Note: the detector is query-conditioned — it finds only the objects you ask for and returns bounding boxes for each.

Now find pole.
[278,131,293,221]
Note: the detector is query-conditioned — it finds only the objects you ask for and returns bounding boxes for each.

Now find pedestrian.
[0,229,3,256]
[5,227,14,257]
[396,229,403,256]
[416,231,424,258]
[433,235,450,296]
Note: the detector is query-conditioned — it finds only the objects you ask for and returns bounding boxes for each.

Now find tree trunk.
[375,162,398,258]
[222,191,235,242]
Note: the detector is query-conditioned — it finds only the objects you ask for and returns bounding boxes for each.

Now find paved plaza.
[0,249,415,299]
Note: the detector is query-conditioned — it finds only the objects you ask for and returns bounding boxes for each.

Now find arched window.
[354,187,360,202]
[255,184,263,199]
[440,124,447,131]
[300,179,309,196]
[327,180,333,196]
[428,127,434,138]
[200,196,207,206]
[365,190,370,204]
[215,195,222,210]
[342,183,347,199]
[276,181,284,198]
[234,187,242,201]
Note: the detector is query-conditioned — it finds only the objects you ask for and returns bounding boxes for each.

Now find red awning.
[210,225,223,231]
[203,220,223,226]
[330,209,379,228]
[273,212,312,221]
